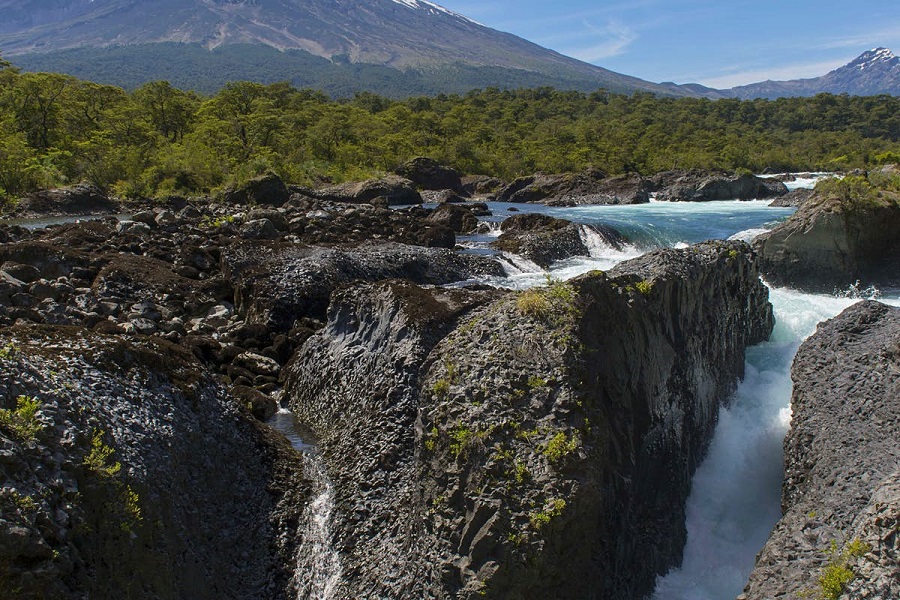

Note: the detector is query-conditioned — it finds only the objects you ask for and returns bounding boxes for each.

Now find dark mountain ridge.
[0,0,684,96]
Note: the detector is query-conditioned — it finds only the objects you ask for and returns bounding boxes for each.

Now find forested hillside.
[1,56,898,201]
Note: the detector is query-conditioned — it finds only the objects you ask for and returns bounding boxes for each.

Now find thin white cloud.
[561,18,638,61]
[697,58,849,89]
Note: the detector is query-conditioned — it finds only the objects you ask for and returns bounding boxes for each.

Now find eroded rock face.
[652,170,788,201]
[0,325,307,600]
[742,301,900,600]
[754,182,900,292]
[282,240,773,599]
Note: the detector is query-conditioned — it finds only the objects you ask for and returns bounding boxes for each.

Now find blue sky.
[436,0,900,87]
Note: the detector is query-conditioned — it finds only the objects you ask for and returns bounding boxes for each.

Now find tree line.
[1,57,899,201]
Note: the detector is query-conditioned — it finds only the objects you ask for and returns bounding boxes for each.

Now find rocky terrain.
[6,164,861,599]
[741,300,900,599]
[754,169,900,292]
[282,239,773,599]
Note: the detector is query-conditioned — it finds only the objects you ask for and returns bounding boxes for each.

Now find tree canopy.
[0,69,898,200]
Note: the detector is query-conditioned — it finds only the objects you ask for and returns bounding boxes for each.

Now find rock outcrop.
[396,157,464,193]
[11,184,119,217]
[227,241,504,331]
[754,174,900,292]
[222,172,291,207]
[742,301,900,600]
[0,324,307,600]
[282,240,773,599]
[652,170,788,201]
[490,213,626,268]
[310,174,422,205]
[497,170,651,205]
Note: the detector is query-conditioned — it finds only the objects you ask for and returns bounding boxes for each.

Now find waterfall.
[269,409,342,600]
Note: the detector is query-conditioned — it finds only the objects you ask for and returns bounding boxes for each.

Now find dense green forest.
[1,55,898,201]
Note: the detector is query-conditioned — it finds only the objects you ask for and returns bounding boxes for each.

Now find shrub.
[818,538,871,600]
[543,431,579,463]
[0,395,43,441]
[83,430,122,478]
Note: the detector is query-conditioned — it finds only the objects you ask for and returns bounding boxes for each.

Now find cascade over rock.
[282,239,773,598]
[742,301,900,599]
[490,213,626,268]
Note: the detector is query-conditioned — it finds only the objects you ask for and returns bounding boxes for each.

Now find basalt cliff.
[0,178,776,598]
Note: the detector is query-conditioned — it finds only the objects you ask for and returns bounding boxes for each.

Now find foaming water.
[460,193,899,598]
[652,286,900,599]
[269,409,342,600]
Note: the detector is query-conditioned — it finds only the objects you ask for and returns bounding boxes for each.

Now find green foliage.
[527,375,547,388]
[543,431,579,463]
[0,395,43,442]
[529,498,566,530]
[432,378,451,399]
[516,278,580,326]
[634,279,653,295]
[449,426,474,459]
[0,342,19,360]
[818,538,871,600]
[83,430,122,478]
[1,61,899,199]
[121,484,143,533]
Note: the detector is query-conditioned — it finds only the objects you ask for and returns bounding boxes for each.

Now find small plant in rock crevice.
[0,395,44,442]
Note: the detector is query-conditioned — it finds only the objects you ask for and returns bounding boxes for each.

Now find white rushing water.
[458,189,900,599]
[268,409,342,600]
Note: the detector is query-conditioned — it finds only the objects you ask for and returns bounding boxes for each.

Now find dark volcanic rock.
[0,324,307,600]
[282,240,773,599]
[497,170,651,205]
[491,213,625,268]
[222,172,290,207]
[754,177,900,292]
[427,203,480,234]
[768,187,813,207]
[227,241,505,330]
[653,170,788,201]
[313,175,422,206]
[742,301,900,600]
[395,157,464,193]
[12,184,119,217]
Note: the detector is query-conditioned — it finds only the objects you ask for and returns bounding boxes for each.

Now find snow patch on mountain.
[388,0,477,23]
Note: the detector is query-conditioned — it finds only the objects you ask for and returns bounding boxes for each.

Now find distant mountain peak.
[723,46,900,99]
[847,47,898,70]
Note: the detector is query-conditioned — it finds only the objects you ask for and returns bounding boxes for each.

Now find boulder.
[14,184,119,216]
[742,301,900,600]
[222,172,290,207]
[754,175,900,292]
[313,175,422,206]
[652,170,788,201]
[426,203,479,234]
[395,157,464,193]
[490,213,626,268]
[282,240,773,599]
[461,175,505,197]
[497,170,652,205]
